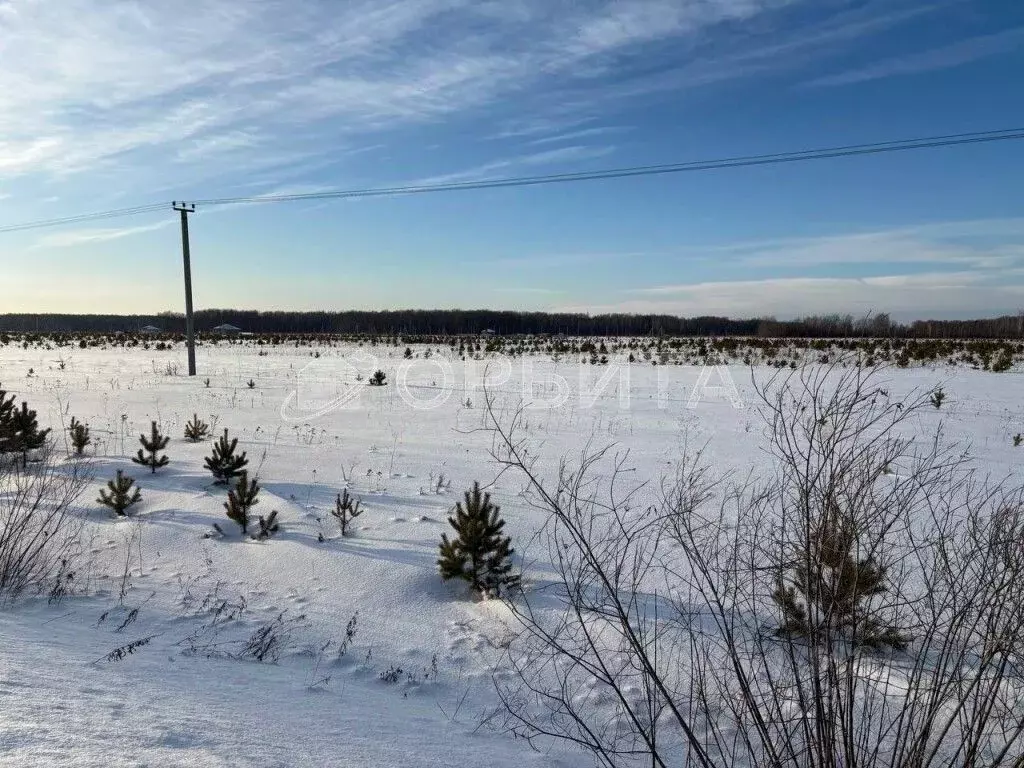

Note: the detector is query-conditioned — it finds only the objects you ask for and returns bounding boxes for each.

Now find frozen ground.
[0,340,1021,766]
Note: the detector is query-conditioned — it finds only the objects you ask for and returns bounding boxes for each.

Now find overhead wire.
[192,127,1024,206]
[0,203,168,234]
[0,127,1021,234]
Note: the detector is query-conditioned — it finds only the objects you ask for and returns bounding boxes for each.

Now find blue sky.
[1,0,1023,320]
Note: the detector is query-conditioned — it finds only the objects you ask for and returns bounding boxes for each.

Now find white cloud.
[552,219,1024,319]
[188,183,346,216]
[529,2,944,111]
[492,287,565,295]
[527,126,630,146]
[805,27,1024,87]
[33,220,173,249]
[0,0,931,192]
[561,272,1024,320]
[488,115,600,141]
[406,145,617,186]
[710,220,1024,271]
[175,131,260,162]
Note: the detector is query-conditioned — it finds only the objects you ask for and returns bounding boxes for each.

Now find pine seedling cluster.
[205,429,248,484]
[98,470,142,516]
[224,472,260,533]
[68,417,91,455]
[331,488,363,537]
[183,413,210,442]
[131,421,170,473]
[772,500,910,651]
[438,482,519,598]
[369,370,387,386]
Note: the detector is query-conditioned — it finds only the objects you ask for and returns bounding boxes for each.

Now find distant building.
[211,323,242,334]
[140,325,162,335]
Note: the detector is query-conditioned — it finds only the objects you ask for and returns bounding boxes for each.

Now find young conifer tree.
[10,400,50,467]
[0,384,17,454]
[204,429,248,484]
[131,421,170,473]
[97,470,142,516]
[772,499,911,651]
[331,488,363,537]
[224,472,260,533]
[438,482,519,597]
[183,414,210,442]
[68,417,91,456]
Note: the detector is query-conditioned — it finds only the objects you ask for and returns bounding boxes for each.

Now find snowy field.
[0,340,1022,767]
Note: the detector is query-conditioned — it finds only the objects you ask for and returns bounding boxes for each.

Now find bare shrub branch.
[485,362,1024,768]
[0,448,91,605]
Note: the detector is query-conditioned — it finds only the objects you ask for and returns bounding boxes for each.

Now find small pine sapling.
[98,470,142,516]
[772,500,910,651]
[247,379,256,389]
[438,482,519,598]
[930,387,946,409]
[11,400,50,467]
[224,472,260,533]
[331,488,363,537]
[255,510,280,540]
[69,417,91,455]
[1014,433,1022,447]
[369,370,387,386]
[131,421,170,473]
[183,413,210,442]
[204,429,249,484]
[0,384,16,453]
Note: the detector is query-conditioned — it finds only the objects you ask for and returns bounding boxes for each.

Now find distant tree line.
[0,309,1021,339]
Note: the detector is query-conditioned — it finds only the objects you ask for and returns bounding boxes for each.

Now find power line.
[0,203,167,234]
[193,127,1024,206]
[0,127,1022,234]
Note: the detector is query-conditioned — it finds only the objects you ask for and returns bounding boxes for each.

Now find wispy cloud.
[707,220,1024,271]
[552,218,1024,319]
[492,287,566,295]
[405,145,618,187]
[561,271,1024,320]
[0,0,933,194]
[484,219,1024,274]
[527,126,630,146]
[806,26,1024,87]
[32,219,172,249]
[184,183,345,218]
[476,250,650,270]
[488,115,602,142]
[175,131,260,162]
[0,1,776,181]
[522,2,944,115]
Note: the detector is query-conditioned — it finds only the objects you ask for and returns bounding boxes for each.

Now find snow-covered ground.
[0,341,1021,766]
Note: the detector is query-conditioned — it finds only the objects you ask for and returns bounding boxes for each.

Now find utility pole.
[173,202,197,376]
